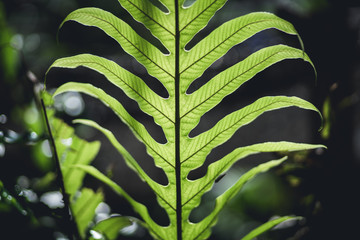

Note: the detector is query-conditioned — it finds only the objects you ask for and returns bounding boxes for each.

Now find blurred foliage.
[0,2,18,82]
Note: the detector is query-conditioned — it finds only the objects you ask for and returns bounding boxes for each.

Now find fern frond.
[47,1,325,239]
[48,115,103,238]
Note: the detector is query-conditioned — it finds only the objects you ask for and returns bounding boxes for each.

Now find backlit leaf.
[46,1,325,239]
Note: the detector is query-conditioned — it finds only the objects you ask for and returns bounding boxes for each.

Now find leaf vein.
[126,0,175,36]
[179,0,217,33]
[73,60,174,124]
[181,100,289,164]
[181,52,280,118]
[75,12,174,78]
[180,19,269,75]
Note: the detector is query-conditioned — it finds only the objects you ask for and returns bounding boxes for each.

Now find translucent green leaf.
[182,96,321,168]
[117,0,175,48]
[91,215,133,240]
[179,0,227,46]
[72,164,169,240]
[72,188,103,238]
[181,45,314,125]
[182,142,325,216]
[73,119,175,211]
[53,82,172,167]
[49,54,174,127]
[47,116,104,238]
[241,216,303,240]
[50,117,101,198]
[60,7,175,87]
[47,1,325,239]
[183,157,289,239]
[180,12,303,91]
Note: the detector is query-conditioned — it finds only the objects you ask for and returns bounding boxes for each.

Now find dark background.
[1,0,360,239]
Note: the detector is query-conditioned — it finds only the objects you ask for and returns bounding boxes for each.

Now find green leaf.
[91,215,133,240]
[182,142,324,217]
[179,0,227,46]
[49,54,173,125]
[179,12,304,91]
[50,117,101,198]
[48,116,103,238]
[241,216,303,240]
[72,188,103,238]
[53,82,173,168]
[117,0,175,48]
[47,1,325,239]
[60,7,175,87]
[183,157,289,240]
[181,45,314,124]
[72,119,174,211]
[71,164,169,240]
[182,96,321,169]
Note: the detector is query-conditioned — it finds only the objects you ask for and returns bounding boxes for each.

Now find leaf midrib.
[175,1,182,239]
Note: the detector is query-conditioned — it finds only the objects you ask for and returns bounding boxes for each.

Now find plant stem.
[175,0,182,240]
[40,99,81,240]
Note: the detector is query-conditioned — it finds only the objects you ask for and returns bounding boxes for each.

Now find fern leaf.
[61,7,175,85]
[49,54,174,127]
[73,164,170,239]
[181,45,314,124]
[51,117,101,198]
[47,1,325,239]
[180,12,302,91]
[53,82,173,167]
[241,216,303,240]
[117,0,174,48]
[179,0,227,46]
[182,142,324,213]
[73,119,175,211]
[182,96,321,167]
[48,115,103,238]
[184,157,288,240]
